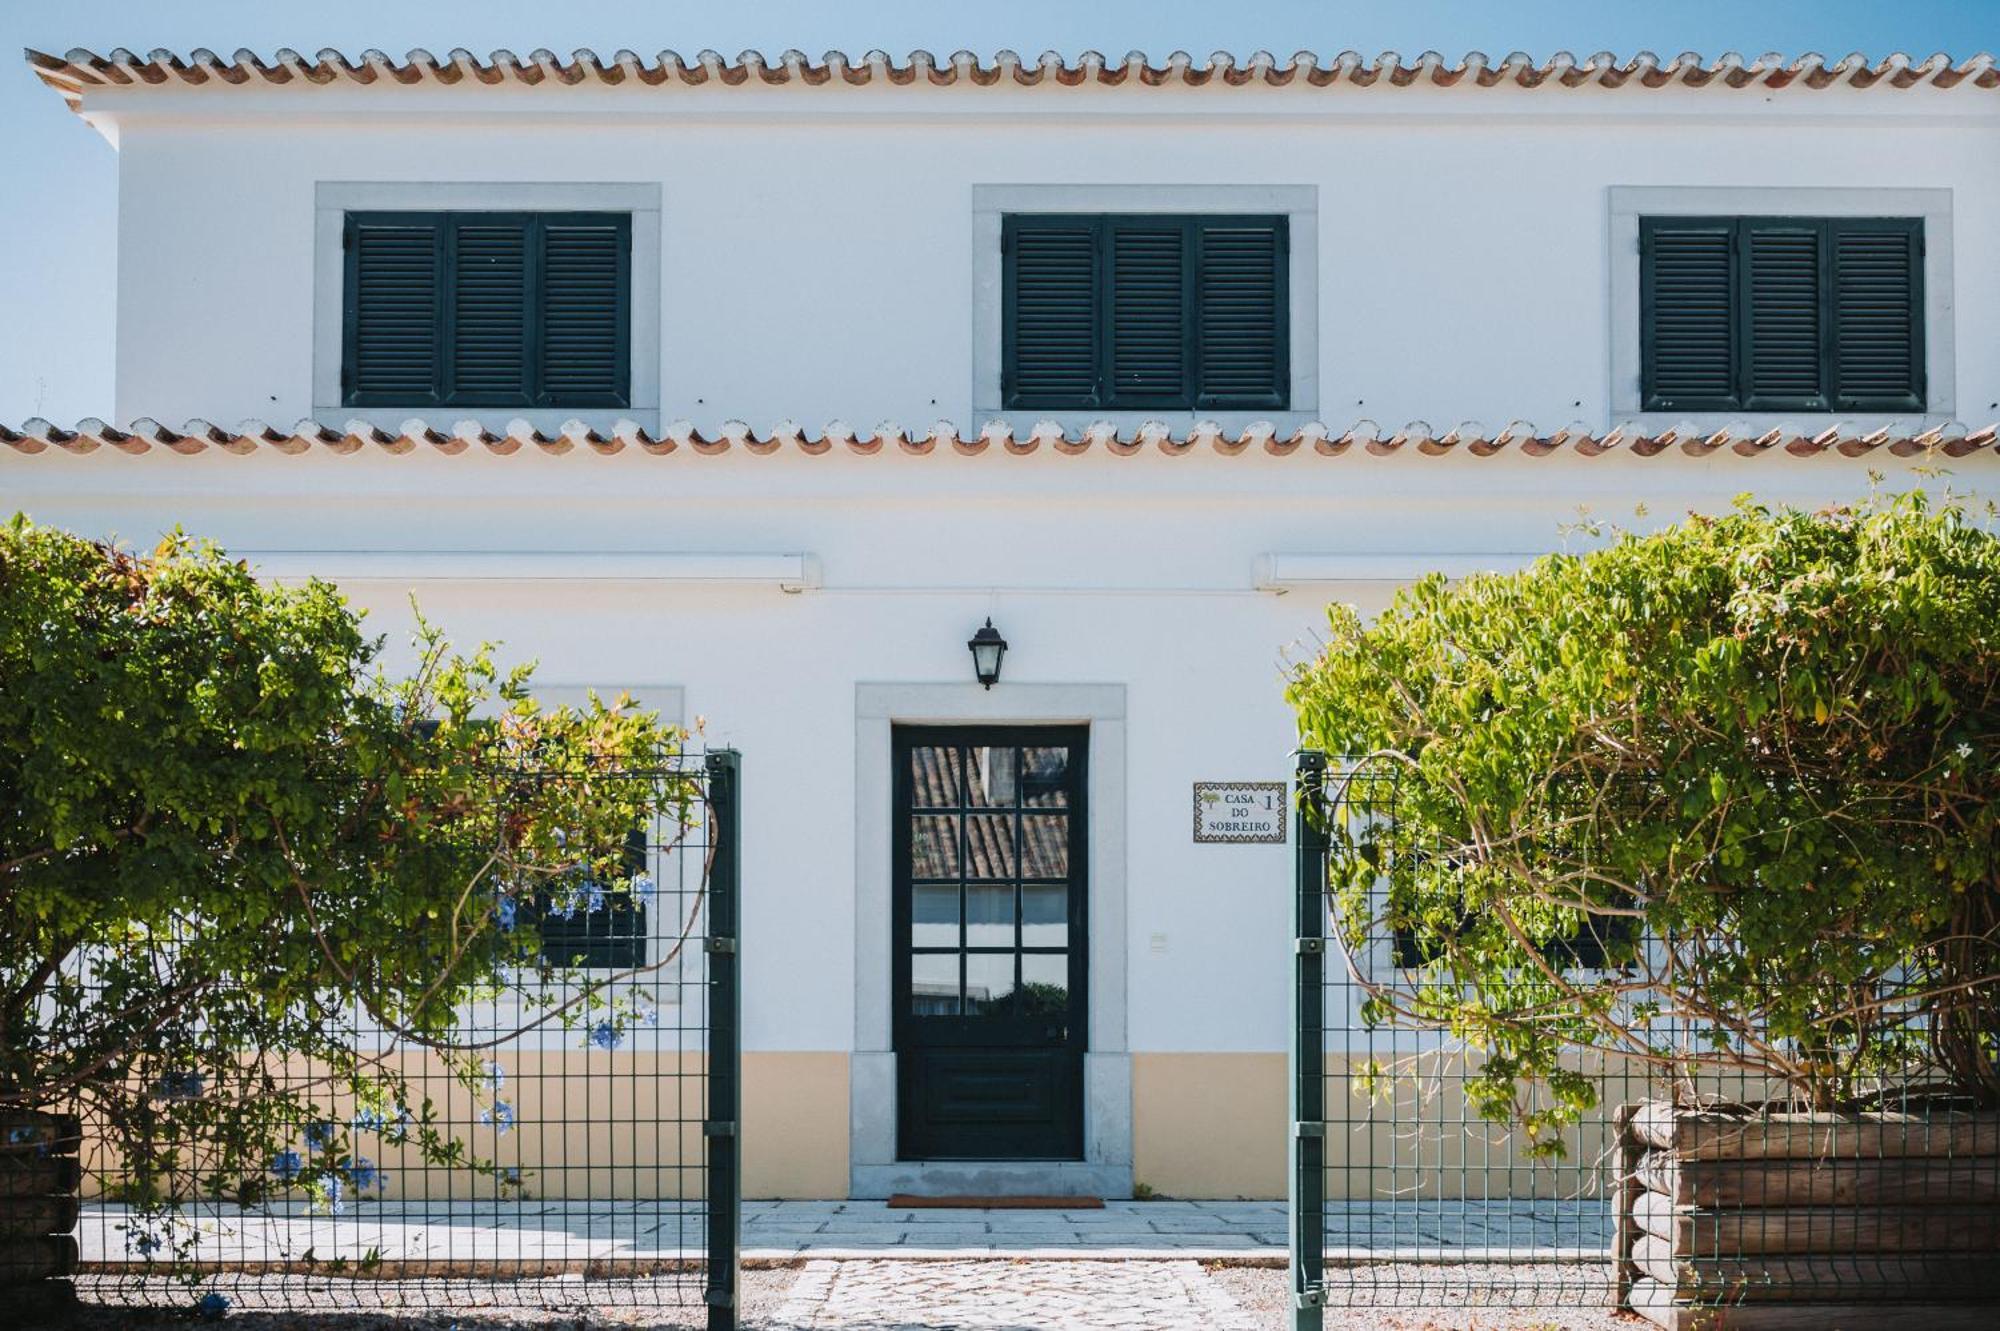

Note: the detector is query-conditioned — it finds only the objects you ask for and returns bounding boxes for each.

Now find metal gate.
[1289,750,1628,1327]
[75,750,742,1328]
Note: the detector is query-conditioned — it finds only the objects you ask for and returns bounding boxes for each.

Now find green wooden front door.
[893,726,1088,1161]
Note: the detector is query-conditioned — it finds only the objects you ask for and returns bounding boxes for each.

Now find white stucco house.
[6,44,1998,1202]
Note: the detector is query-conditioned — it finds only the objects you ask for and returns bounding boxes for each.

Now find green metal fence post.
[704,750,742,1331]
[1290,749,1328,1331]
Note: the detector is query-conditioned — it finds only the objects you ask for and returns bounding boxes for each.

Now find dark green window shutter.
[344,211,630,409]
[1643,215,1925,413]
[1195,220,1288,409]
[1832,219,1924,411]
[1003,218,1102,407]
[345,216,444,404]
[447,217,532,405]
[1742,221,1826,409]
[1106,220,1188,404]
[1640,220,1736,411]
[537,216,632,407]
[1004,213,1290,412]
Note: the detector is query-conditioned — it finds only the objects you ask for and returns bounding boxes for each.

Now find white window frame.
[1608,185,1955,429]
[971,184,1319,433]
[313,182,662,432]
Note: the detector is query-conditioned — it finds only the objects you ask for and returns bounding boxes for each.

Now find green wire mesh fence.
[1290,751,1999,1331]
[59,751,741,1328]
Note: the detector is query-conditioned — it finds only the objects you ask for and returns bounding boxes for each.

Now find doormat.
[888,1194,1104,1209]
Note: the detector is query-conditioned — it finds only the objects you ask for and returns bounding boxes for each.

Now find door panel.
[894,726,1088,1161]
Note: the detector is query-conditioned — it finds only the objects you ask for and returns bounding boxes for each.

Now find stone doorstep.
[762,1246,1286,1262]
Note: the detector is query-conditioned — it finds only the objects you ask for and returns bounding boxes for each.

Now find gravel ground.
[1205,1262,1642,1331]
[62,1263,1643,1331]
[67,1269,801,1330]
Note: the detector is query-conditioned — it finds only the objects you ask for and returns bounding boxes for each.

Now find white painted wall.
[10,79,2000,1060]
[8,444,1987,1056]
[84,79,2000,434]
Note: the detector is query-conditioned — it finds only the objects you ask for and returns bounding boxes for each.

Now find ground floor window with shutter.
[342,211,631,409]
[1001,213,1289,411]
[1639,215,1925,414]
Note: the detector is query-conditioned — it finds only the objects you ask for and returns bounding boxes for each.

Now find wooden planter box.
[0,1111,82,1322]
[1615,1101,2000,1329]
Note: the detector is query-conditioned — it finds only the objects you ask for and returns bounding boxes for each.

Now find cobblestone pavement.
[80,1199,1608,1265]
[774,1258,1261,1330]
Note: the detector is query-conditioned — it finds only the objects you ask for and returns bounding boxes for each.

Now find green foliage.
[1288,491,2000,1152]
[0,516,696,1246]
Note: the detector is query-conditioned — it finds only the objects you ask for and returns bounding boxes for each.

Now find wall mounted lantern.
[967,618,1008,689]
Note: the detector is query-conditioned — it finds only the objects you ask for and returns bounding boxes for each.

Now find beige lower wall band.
[84,1050,1630,1201]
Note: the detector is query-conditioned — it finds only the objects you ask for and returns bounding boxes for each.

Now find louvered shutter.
[538,216,631,406]
[447,217,532,405]
[1195,220,1287,408]
[1640,220,1736,411]
[1004,219,1102,407]
[345,215,444,404]
[1107,220,1188,405]
[1742,220,1826,410]
[1832,219,1924,411]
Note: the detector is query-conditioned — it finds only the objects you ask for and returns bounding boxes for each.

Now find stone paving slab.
[775,1258,1260,1330]
[80,1198,1611,1267]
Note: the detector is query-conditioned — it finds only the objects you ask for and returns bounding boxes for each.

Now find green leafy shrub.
[1288,491,2000,1153]
[0,516,696,1234]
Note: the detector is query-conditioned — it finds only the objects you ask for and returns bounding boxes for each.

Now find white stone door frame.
[851,682,1131,1198]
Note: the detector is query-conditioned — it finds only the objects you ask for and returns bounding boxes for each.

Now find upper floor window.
[341,211,631,409]
[1640,216,1924,413]
[1002,214,1289,411]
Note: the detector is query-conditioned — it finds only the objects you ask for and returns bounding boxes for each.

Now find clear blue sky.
[4,0,1996,423]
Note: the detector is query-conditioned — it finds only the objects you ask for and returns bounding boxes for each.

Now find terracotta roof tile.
[4,417,1995,460]
[26,48,2000,112]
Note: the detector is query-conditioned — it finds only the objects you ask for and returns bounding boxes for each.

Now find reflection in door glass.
[1021,953,1068,1019]
[964,747,1018,807]
[962,815,1016,878]
[911,884,959,948]
[910,953,960,1016]
[966,883,1014,948]
[1021,883,1068,947]
[909,747,961,807]
[1020,815,1067,877]
[910,814,959,878]
[1020,747,1070,807]
[964,953,1016,1016]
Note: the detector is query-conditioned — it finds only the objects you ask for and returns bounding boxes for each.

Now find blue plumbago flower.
[589,1022,624,1052]
[479,1101,516,1133]
[546,890,578,921]
[483,1062,506,1091]
[580,879,607,915]
[552,827,568,849]
[303,1122,335,1151]
[637,1004,660,1027]
[385,1106,414,1143]
[320,1175,346,1216]
[269,1150,303,1183]
[131,1228,163,1257]
[152,1070,205,1100]
[196,1292,230,1321]
[346,1157,386,1193]
[494,894,518,931]
[499,1166,523,1189]
[4,1126,33,1144]
[630,872,656,901]
[351,1107,386,1133]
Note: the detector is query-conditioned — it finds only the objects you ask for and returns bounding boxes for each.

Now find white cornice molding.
[243,550,821,590]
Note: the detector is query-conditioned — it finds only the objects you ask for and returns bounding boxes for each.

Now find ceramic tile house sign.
[1192,783,1286,843]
